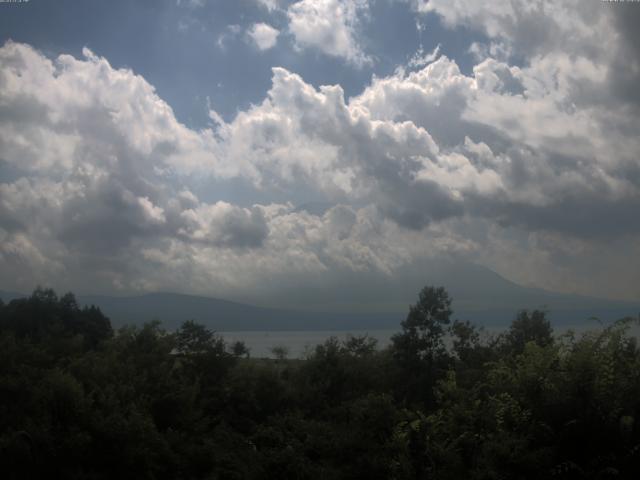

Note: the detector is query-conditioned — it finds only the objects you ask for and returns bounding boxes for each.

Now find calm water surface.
[221,322,640,358]
[220,329,397,358]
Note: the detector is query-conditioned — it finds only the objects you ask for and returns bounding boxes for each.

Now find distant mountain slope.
[77,292,399,331]
[1,260,638,331]
[0,290,25,303]
[232,259,640,326]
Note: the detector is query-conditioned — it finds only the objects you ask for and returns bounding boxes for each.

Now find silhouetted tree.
[391,286,453,405]
[230,340,250,358]
[393,286,453,361]
[270,344,290,361]
[343,334,378,357]
[175,320,223,355]
[2,287,639,480]
[501,309,553,354]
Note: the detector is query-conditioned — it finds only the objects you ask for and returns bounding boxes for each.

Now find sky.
[1,0,639,308]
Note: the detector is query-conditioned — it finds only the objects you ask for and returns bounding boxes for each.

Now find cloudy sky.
[1,0,639,308]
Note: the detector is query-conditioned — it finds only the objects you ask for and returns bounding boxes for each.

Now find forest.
[1,286,639,479]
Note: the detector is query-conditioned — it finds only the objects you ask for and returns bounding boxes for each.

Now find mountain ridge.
[2,276,638,332]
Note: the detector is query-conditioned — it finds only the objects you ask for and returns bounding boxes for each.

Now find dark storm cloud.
[466,189,640,240]
[58,180,166,254]
[608,3,640,107]
[376,178,464,230]
[209,206,269,249]
[506,195,640,239]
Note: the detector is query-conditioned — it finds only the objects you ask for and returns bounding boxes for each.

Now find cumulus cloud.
[606,3,640,108]
[179,202,269,248]
[412,0,610,59]
[255,0,280,12]
[408,44,441,69]
[0,41,449,296]
[287,0,372,67]
[248,23,280,51]
[0,41,231,292]
[216,24,242,51]
[2,0,640,305]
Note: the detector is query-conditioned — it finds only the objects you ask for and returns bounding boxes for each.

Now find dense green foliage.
[1,286,639,479]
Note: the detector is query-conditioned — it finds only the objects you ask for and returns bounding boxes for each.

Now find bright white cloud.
[2,0,640,305]
[248,22,280,50]
[256,0,279,11]
[287,0,372,67]
[415,0,612,61]
[0,41,449,297]
[408,43,441,69]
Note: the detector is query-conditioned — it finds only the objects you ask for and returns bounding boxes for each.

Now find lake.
[221,321,640,358]
[220,329,398,358]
